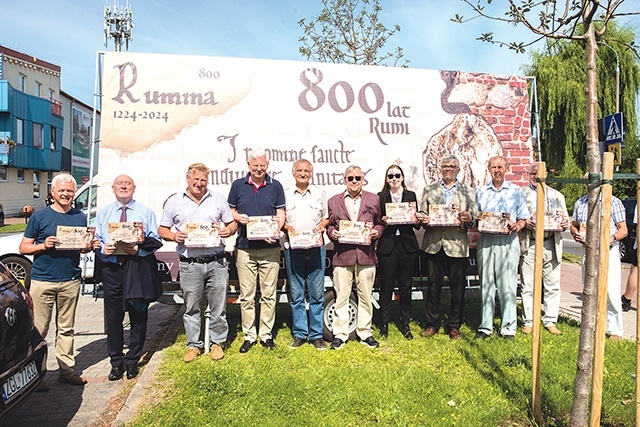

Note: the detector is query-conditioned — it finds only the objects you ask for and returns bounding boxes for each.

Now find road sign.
[604,112,623,144]
[607,142,621,166]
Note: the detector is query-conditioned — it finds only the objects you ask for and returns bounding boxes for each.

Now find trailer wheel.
[323,289,358,342]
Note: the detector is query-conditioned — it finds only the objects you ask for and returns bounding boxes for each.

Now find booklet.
[477,212,511,234]
[531,209,565,232]
[108,222,145,255]
[428,203,461,227]
[338,220,372,245]
[183,222,221,248]
[246,216,280,240]
[288,229,324,249]
[385,202,418,225]
[55,226,95,250]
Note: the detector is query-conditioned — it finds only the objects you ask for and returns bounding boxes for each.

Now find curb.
[113,304,185,426]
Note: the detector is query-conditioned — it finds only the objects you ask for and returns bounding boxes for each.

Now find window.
[35,81,41,97]
[16,119,23,145]
[49,89,55,101]
[33,172,40,199]
[17,169,25,182]
[0,167,6,182]
[50,127,56,150]
[33,123,42,148]
[18,74,26,92]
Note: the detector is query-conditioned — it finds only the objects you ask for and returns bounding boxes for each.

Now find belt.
[179,253,226,264]
[532,235,554,241]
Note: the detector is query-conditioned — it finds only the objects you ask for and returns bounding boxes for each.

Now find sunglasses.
[346,176,363,182]
[387,173,402,179]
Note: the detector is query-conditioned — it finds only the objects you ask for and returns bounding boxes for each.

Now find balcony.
[51,99,62,116]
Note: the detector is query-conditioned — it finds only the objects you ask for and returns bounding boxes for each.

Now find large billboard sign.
[98,51,532,216]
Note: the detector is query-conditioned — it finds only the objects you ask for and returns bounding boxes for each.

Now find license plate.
[2,361,39,404]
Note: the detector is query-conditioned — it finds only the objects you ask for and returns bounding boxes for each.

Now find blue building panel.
[0,80,63,171]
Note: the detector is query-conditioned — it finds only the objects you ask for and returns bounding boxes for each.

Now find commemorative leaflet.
[183,222,221,248]
[531,209,565,232]
[338,220,371,245]
[55,226,95,250]
[288,229,324,249]
[246,216,280,240]
[385,202,418,225]
[477,212,511,234]
[108,222,145,255]
[428,203,461,227]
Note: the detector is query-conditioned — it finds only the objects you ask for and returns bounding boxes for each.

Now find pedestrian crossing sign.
[604,112,623,143]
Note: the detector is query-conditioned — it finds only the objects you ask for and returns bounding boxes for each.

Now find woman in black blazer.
[377,165,420,339]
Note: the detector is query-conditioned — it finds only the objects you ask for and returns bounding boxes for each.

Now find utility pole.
[104,1,133,52]
[598,41,620,113]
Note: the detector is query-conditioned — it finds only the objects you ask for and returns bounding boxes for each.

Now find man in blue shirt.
[95,174,161,380]
[20,173,95,388]
[228,149,285,352]
[475,156,530,340]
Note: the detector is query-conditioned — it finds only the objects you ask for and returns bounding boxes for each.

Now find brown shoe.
[58,373,87,386]
[522,325,533,334]
[609,335,623,341]
[209,343,224,361]
[545,325,562,336]
[448,329,462,340]
[421,327,438,337]
[183,347,202,363]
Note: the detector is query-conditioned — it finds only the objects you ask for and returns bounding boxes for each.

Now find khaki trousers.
[332,264,376,341]
[30,278,81,375]
[235,247,280,342]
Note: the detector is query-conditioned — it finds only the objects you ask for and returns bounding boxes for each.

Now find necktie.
[120,206,128,222]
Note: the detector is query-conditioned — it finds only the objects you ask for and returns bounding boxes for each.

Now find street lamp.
[598,41,620,113]
[104,1,133,52]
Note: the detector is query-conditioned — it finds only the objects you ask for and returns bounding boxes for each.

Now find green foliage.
[0,223,27,234]
[128,299,636,427]
[298,0,409,67]
[523,22,640,177]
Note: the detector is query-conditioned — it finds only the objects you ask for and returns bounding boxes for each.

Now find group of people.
[20,149,628,389]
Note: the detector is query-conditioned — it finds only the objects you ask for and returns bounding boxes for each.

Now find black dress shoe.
[108,365,124,381]
[125,364,139,379]
[380,324,389,338]
[239,340,255,353]
[401,327,414,340]
[474,332,490,340]
[261,338,275,350]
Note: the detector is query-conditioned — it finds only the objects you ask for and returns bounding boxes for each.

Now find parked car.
[620,198,637,263]
[0,261,47,419]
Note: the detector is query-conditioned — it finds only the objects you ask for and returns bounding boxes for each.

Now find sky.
[2,0,639,106]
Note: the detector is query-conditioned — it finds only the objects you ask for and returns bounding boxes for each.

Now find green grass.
[0,223,27,234]
[129,292,636,427]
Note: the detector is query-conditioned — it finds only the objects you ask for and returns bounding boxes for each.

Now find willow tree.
[298,0,409,66]
[454,1,639,426]
[523,22,640,205]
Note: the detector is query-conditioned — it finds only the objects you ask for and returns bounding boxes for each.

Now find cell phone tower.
[104,1,133,52]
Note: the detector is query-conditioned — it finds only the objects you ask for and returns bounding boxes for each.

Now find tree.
[298,0,409,67]
[522,22,640,205]
[454,1,639,426]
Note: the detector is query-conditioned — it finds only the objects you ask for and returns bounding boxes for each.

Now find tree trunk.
[570,5,602,426]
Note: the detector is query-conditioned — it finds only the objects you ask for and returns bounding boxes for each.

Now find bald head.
[112,174,136,205]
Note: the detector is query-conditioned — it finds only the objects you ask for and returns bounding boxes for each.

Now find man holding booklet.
[228,149,286,352]
[326,165,384,350]
[419,155,476,340]
[159,163,237,362]
[20,173,98,389]
[283,159,329,350]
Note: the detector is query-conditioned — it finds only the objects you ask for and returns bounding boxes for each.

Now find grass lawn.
[130,291,636,427]
[0,223,27,234]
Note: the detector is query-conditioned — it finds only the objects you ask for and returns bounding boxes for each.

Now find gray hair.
[441,155,460,168]
[51,173,77,190]
[292,158,313,173]
[344,165,362,176]
[248,148,267,161]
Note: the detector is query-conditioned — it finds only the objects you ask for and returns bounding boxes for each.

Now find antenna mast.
[104,1,133,52]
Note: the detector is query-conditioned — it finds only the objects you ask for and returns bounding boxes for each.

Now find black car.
[0,262,47,419]
[620,199,637,263]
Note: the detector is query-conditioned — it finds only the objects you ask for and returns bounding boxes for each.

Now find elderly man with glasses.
[326,165,385,350]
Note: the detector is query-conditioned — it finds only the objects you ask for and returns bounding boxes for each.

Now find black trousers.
[102,262,148,368]
[425,248,467,332]
[378,239,417,327]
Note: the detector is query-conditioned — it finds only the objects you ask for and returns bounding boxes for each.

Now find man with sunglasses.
[419,155,476,339]
[327,165,385,350]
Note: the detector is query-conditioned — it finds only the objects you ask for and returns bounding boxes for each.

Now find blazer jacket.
[327,190,385,267]
[419,181,477,258]
[377,189,420,256]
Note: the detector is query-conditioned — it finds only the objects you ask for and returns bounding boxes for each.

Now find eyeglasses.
[387,173,402,179]
[346,176,363,182]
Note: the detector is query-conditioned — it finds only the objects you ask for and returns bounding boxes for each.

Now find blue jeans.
[284,246,326,340]
[179,258,229,348]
